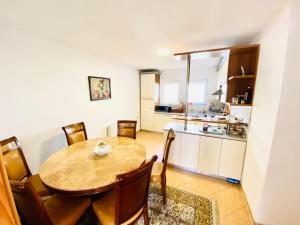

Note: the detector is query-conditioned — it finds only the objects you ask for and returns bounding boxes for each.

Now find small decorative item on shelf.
[232,97,239,104]
[237,95,245,104]
[244,86,253,104]
[241,65,245,76]
[93,140,112,156]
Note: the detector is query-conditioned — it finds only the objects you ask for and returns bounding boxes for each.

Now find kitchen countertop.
[154,111,185,116]
[163,122,247,142]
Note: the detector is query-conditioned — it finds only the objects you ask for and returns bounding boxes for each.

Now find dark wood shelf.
[226,45,259,105]
[228,75,256,81]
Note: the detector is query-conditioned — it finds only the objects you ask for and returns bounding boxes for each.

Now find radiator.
[106,123,118,137]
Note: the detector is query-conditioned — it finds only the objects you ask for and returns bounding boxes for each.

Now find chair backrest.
[115,155,157,225]
[62,122,88,146]
[0,144,21,225]
[10,180,53,225]
[161,129,176,177]
[117,120,137,139]
[0,137,31,181]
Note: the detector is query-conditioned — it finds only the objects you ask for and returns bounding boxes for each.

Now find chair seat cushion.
[93,190,115,225]
[44,194,91,225]
[151,162,163,183]
[27,174,50,197]
[93,190,143,225]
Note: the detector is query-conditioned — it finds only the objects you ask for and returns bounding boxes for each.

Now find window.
[188,81,207,104]
[162,82,179,104]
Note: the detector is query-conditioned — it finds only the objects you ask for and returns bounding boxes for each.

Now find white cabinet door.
[141,74,156,99]
[179,134,200,170]
[147,74,156,99]
[198,136,221,175]
[168,132,181,166]
[141,75,148,99]
[154,114,176,133]
[154,114,164,132]
[141,100,155,131]
[219,139,246,180]
[162,115,173,128]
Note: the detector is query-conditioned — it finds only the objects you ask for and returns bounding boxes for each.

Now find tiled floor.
[136,131,254,225]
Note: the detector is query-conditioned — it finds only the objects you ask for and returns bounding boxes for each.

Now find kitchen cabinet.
[154,113,174,132]
[219,139,246,180]
[154,114,163,132]
[164,125,247,180]
[198,136,222,175]
[141,75,148,99]
[141,99,155,131]
[168,132,181,165]
[179,133,200,170]
[140,73,158,99]
[147,74,156,99]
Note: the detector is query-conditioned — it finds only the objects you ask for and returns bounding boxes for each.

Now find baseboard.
[240,186,256,225]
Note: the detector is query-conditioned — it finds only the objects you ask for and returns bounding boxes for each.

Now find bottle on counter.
[203,122,208,132]
[244,87,252,104]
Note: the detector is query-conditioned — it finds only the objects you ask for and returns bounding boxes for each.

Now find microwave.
[155,105,172,112]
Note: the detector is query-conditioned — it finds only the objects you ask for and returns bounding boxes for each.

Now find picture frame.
[88,76,111,101]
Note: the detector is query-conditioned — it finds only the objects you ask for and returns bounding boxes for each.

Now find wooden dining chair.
[151,129,175,204]
[0,144,21,225]
[0,136,50,197]
[92,155,158,225]
[62,122,88,146]
[117,120,137,139]
[10,180,91,225]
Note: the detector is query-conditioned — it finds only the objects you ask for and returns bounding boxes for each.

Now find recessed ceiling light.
[157,48,172,56]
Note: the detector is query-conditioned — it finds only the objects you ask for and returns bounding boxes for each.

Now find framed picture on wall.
[88,76,111,101]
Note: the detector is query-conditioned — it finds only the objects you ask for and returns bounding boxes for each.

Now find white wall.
[241,2,291,222]
[255,0,300,224]
[0,25,139,173]
[160,66,218,107]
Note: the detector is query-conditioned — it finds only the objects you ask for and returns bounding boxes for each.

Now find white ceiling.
[0,0,287,70]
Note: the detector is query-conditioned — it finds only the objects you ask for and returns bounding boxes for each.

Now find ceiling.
[0,0,287,70]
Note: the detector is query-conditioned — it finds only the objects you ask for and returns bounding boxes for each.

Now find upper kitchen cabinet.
[226,44,260,105]
[140,73,160,100]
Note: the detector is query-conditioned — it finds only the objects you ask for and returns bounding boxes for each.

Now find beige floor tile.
[209,186,246,219]
[220,207,253,225]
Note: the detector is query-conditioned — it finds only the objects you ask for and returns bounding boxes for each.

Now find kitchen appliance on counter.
[200,125,225,135]
[228,123,246,138]
[155,105,172,112]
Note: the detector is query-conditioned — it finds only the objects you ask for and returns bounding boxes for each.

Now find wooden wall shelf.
[226,45,260,105]
[228,75,256,81]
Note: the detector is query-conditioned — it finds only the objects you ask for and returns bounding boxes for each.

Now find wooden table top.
[39,137,146,196]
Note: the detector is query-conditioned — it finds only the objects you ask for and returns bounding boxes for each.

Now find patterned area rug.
[78,185,217,225]
[136,185,217,225]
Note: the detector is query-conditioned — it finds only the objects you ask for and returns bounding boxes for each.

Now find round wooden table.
[39,137,146,196]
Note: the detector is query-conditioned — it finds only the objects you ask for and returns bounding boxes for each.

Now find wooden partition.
[0,145,21,225]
